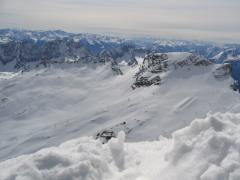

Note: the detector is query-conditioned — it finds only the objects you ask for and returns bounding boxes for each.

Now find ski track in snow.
[174,96,197,113]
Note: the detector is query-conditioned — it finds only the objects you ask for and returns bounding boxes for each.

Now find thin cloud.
[0,0,240,43]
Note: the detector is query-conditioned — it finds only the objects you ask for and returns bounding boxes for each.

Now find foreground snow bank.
[0,137,112,180]
[164,112,240,180]
[1,113,240,180]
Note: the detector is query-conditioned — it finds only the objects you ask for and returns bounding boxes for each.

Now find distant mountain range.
[0,29,239,87]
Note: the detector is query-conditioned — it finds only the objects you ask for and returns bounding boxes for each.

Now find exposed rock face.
[132,75,161,89]
[95,130,116,143]
[128,55,138,66]
[213,63,232,79]
[211,59,240,92]
[173,54,212,69]
[0,39,130,75]
[0,30,145,71]
[132,53,212,89]
[132,54,167,89]
[111,60,123,75]
[0,39,91,69]
[142,53,168,73]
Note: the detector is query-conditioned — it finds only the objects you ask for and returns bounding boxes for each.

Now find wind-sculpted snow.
[0,137,111,180]
[164,112,240,180]
[1,113,240,180]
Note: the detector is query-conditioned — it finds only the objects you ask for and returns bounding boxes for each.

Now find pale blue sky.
[1,0,240,42]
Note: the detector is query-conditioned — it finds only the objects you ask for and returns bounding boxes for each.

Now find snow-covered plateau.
[1,30,240,180]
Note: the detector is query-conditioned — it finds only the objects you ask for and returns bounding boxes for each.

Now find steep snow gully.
[1,52,240,180]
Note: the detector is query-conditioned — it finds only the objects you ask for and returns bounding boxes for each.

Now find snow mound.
[0,137,111,180]
[1,113,240,180]
[163,112,240,180]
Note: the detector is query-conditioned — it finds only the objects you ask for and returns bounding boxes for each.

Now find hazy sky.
[1,0,240,42]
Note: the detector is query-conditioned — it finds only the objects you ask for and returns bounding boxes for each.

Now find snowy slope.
[1,112,240,180]
[0,53,239,163]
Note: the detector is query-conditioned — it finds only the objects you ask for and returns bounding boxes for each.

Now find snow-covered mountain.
[0,52,239,160]
[0,29,72,42]
[211,47,240,63]
[1,29,240,73]
[1,29,240,180]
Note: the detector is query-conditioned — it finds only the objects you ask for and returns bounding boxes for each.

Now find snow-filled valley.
[1,30,240,180]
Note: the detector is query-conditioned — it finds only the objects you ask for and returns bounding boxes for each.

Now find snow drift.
[163,112,240,180]
[1,112,240,180]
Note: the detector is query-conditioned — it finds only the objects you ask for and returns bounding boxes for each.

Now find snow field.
[0,54,239,162]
